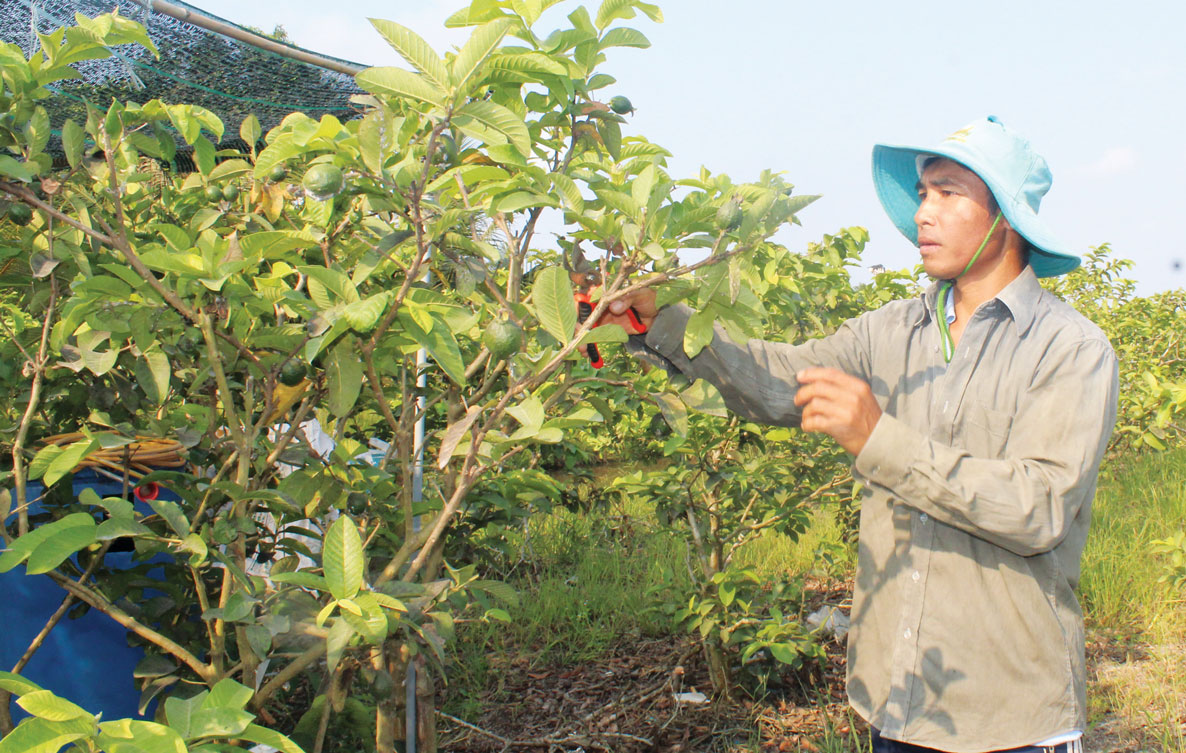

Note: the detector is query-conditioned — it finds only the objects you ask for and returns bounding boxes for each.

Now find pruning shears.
[568,265,647,370]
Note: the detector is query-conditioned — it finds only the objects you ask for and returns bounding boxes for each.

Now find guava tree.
[0,2,828,749]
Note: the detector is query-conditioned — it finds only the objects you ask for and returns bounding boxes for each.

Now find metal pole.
[125,0,367,75]
[405,273,430,753]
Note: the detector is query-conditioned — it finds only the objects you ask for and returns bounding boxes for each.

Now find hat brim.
[871,143,1080,278]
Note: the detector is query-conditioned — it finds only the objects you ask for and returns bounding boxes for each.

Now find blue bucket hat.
[871,116,1080,278]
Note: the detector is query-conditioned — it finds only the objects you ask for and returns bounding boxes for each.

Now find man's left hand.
[794,367,882,456]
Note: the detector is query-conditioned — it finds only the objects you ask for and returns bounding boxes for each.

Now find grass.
[446,448,1186,751]
[1080,447,1186,751]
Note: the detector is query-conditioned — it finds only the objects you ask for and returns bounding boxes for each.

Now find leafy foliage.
[0,1,835,747]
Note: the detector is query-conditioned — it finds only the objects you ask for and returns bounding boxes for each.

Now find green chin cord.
[934,212,1003,363]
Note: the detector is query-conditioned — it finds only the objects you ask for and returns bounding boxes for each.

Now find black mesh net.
[2,0,368,160]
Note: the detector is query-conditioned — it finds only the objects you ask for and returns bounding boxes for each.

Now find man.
[603,117,1119,753]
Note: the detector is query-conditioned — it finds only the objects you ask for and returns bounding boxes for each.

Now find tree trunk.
[415,657,437,753]
[704,641,732,701]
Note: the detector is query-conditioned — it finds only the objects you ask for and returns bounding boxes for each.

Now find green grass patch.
[1080,448,1186,749]
[1082,447,1186,633]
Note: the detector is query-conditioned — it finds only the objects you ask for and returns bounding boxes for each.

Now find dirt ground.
[438,581,1181,753]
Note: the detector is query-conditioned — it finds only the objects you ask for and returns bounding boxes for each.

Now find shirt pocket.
[958,400,1014,457]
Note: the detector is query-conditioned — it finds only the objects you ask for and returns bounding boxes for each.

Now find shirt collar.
[913,265,1041,335]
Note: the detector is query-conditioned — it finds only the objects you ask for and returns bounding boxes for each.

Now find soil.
[438,579,1179,752]
[437,578,858,752]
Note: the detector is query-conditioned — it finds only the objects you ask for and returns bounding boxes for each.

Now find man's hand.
[602,288,657,333]
[577,288,659,362]
[794,367,882,456]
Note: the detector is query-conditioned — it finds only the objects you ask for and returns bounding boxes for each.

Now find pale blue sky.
[197,0,1186,295]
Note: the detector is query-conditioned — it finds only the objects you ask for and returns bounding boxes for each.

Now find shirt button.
[912,571,920,582]
[904,629,912,640]
[920,513,929,524]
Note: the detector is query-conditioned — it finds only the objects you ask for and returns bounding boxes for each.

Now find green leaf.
[450,19,514,94]
[45,436,101,486]
[783,193,821,216]
[16,690,92,722]
[26,515,97,574]
[342,292,390,333]
[438,405,484,469]
[25,107,50,158]
[27,445,61,483]
[135,346,171,405]
[358,109,396,175]
[680,379,727,417]
[454,99,531,156]
[369,20,449,92]
[0,155,34,182]
[506,395,545,433]
[236,724,306,753]
[96,718,186,753]
[146,497,190,538]
[62,119,85,168]
[133,655,178,679]
[326,337,364,418]
[653,393,689,436]
[0,715,95,753]
[768,643,801,665]
[599,27,650,49]
[239,114,261,147]
[355,67,445,108]
[270,571,329,591]
[683,309,715,358]
[205,677,254,712]
[208,158,252,181]
[0,671,43,696]
[596,118,621,160]
[3,514,92,577]
[718,581,736,607]
[323,515,364,600]
[192,137,215,176]
[471,579,519,607]
[550,172,584,212]
[399,310,467,386]
[531,266,576,345]
[579,323,628,346]
[490,190,554,213]
[325,615,354,673]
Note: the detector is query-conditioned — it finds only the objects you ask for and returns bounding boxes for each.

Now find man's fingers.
[606,289,658,330]
[794,378,859,408]
[797,367,863,389]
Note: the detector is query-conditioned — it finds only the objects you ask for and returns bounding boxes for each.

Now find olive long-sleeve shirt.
[639,267,1119,752]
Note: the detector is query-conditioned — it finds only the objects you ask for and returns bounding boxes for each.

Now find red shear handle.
[623,306,647,334]
[574,293,604,369]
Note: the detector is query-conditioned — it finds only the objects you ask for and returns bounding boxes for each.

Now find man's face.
[913,158,1003,280]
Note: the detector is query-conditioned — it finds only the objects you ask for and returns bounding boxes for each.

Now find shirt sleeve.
[853,338,1119,556]
[642,303,874,427]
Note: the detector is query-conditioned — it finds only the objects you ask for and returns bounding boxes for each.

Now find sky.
[193,0,1186,296]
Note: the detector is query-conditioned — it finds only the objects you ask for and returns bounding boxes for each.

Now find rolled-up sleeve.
[854,338,1119,556]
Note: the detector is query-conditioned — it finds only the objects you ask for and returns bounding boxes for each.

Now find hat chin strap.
[935,212,1003,363]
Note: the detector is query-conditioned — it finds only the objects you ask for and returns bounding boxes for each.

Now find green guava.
[483,318,524,360]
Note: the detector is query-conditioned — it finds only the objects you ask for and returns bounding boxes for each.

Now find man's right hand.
[601,288,658,333]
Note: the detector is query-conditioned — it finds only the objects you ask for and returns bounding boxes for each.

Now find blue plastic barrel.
[2,469,176,721]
